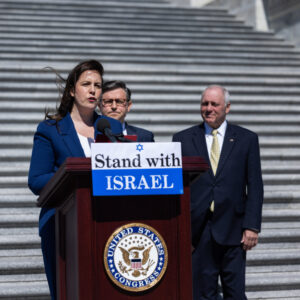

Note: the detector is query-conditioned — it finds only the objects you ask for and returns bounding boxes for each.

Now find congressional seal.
[104,223,168,292]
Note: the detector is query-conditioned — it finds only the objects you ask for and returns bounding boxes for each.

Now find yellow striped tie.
[210,129,220,212]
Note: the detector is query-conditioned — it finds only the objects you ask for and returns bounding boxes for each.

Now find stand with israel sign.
[91,142,183,196]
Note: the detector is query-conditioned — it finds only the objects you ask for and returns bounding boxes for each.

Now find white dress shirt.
[77,133,94,158]
[204,121,227,158]
[122,122,127,135]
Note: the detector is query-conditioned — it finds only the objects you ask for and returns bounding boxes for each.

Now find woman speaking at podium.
[28,60,122,299]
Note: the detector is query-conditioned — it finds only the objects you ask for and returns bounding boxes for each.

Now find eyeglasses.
[102,99,128,107]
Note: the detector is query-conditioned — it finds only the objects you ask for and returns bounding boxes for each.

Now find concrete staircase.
[0,0,299,298]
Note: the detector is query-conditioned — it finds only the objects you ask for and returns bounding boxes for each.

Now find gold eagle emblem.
[118,245,154,277]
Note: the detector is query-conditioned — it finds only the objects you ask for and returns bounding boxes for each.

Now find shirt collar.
[204,120,227,136]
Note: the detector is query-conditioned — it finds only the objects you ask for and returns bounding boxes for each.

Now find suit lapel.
[126,123,140,142]
[59,113,85,157]
[192,124,210,167]
[126,123,135,135]
[216,124,236,176]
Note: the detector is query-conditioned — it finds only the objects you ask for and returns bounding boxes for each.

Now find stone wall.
[263,0,300,47]
[168,0,269,31]
[168,0,300,48]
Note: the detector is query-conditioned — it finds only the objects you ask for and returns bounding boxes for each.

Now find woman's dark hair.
[46,59,104,121]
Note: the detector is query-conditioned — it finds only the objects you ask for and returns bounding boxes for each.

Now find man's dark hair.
[102,80,131,102]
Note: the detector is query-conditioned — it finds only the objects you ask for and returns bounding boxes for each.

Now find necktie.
[210,129,220,212]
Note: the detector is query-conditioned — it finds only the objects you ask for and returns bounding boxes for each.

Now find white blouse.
[77,133,94,158]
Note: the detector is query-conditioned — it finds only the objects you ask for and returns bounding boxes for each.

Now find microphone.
[114,134,134,143]
[96,118,118,143]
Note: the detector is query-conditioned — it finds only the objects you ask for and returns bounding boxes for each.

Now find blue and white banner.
[91,143,183,196]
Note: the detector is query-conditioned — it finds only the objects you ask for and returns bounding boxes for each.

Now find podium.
[37,156,208,300]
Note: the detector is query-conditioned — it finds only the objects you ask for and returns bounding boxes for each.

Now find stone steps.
[1,144,300,158]
[2,54,299,67]
[247,291,300,300]
[3,49,300,64]
[1,176,299,191]
[0,281,49,300]
[2,72,300,84]
[0,0,299,298]
[1,83,300,93]
[0,255,43,275]
[2,62,300,72]
[0,56,300,68]
[246,271,300,292]
[0,234,40,250]
[3,104,300,117]
[1,95,300,108]
[0,23,280,38]
[0,124,300,139]
[1,113,300,127]
[0,195,36,208]
[2,34,283,46]
[0,128,299,145]
[2,79,300,90]
[1,62,300,75]
[0,23,279,38]
[6,41,297,56]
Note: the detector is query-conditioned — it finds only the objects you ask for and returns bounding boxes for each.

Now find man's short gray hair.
[201,85,230,105]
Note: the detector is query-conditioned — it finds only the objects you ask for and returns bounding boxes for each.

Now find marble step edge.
[0,14,274,29]
[0,285,296,299]
[1,213,300,228]
[1,117,300,127]
[2,167,300,177]
[2,101,300,110]
[0,265,299,294]
[1,66,300,77]
[2,56,300,68]
[1,94,300,103]
[0,178,300,194]
[0,27,282,40]
[0,235,40,249]
[0,280,49,298]
[2,60,300,73]
[0,227,299,245]
[0,246,298,262]
[246,251,300,265]
[0,0,230,11]
[0,273,46,283]
[2,111,300,119]
[0,251,299,274]
[246,289,300,300]
[0,37,293,50]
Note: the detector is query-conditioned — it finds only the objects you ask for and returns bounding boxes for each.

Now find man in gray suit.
[99,80,154,142]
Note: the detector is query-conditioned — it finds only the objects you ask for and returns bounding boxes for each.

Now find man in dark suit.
[172,85,263,299]
[99,80,154,142]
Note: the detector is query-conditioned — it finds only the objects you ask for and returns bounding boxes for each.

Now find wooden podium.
[37,156,208,300]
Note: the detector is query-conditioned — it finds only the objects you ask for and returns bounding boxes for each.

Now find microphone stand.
[114,134,134,143]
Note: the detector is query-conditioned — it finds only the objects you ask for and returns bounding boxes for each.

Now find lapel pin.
[230,139,234,142]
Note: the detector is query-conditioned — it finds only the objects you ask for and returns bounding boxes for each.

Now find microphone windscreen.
[97,118,111,134]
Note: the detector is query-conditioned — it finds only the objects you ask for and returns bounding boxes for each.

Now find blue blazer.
[28,112,122,233]
[125,123,154,142]
[173,123,263,246]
